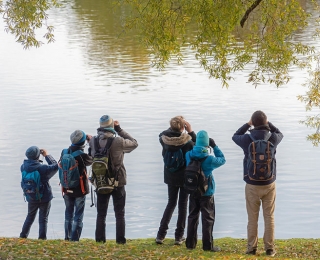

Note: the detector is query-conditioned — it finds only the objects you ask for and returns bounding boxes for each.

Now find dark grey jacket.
[89,128,138,187]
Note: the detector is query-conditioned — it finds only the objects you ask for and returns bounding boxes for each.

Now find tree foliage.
[1,0,320,144]
[123,0,320,144]
[0,0,60,48]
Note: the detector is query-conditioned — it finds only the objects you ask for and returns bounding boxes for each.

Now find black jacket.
[160,128,196,186]
[232,122,283,185]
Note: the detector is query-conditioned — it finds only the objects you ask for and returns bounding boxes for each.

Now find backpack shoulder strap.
[102,137,115,155]
[62,148,69,155]
[71,150,84,158]
[94,136,101,153]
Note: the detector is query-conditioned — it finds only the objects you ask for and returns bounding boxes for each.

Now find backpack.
[163,146,185,173]
[247,134,275,181]
[91,137,117,194]
[58,149,84,189]
[21,169,43,201]
[183,157,208,195]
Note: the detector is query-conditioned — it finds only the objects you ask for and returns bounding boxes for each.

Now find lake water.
[0,1,319,240]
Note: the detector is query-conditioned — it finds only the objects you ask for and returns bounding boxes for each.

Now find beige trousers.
[245,182,276,251]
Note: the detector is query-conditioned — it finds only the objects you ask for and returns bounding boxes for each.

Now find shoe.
[174,237,186,245]
[211,246,221,252]
[155,237,164,244]
[266,249,276,257]
[246,249,257,255]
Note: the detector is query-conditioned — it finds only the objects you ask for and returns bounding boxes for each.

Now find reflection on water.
[0,1,319,240]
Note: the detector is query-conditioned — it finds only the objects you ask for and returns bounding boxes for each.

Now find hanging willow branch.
[240,0,263,27]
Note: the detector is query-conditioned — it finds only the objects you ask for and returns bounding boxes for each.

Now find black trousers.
[95,186,126,244]
[186,193,215,250]
[157,184,189,240]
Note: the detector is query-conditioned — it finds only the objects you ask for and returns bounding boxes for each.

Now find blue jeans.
[64,195,86,241]
[157,185,189,240]
[20,201,51,239]
[95,186,126,244]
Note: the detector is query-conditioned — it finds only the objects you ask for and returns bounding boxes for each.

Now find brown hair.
[251,110,267,127]
[170,116,185,132]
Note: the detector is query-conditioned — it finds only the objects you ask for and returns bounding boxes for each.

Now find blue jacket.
[232,122,283,185]
[185,145,226,196]
[21,155,58,203]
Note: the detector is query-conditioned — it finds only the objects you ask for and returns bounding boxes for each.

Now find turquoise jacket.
[185,145,226,196]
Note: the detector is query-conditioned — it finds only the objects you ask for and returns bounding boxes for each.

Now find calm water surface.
[0,1,319,240]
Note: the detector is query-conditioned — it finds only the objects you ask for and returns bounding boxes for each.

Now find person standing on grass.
[185,130,226,252]
[88,114,138,244]
[60,130,93,241]
[232,110,283,257]
[155,116,196,245]
[20,146,58,240]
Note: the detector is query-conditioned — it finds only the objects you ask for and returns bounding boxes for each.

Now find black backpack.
[183,157,208,195]
[247,133,275,181]
[163,146,185,173]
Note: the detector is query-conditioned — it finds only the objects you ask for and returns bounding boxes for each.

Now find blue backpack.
[163,147,185,173]
[21,169,43,201]
[58,149,84,189]
[247,134,275,181]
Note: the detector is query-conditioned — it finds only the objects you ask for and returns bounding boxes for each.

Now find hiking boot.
[155,237,164,244]
[174,237,186,245]
[266,249,276,257]
[246,249,257,255]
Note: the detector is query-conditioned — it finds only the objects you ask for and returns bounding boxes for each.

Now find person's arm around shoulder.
[114,120,138,153]
[208,138,226,168]
[40,149,58,179]
[268,121,283,146]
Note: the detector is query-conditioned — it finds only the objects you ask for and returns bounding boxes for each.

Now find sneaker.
[246,249,257,255]
[211,246,221,252]
[174,237,186,245]
[266,249,276,257]
[204,246,221,252]
[155,237,164,244]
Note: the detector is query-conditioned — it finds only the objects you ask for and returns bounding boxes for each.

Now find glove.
[114,124,122,133]
[209,138,216,148]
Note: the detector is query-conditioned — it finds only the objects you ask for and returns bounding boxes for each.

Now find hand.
[248,119,253,126]
[86,134,92,141]
[40,149,48,157]
[114,120,120,126]
[184,120,192,133]
[209,138,216,148]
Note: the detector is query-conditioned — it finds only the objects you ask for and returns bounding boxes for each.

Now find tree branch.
[240,0,263,28]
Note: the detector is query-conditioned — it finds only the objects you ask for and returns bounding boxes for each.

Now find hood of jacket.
[188,146,210,159]
[22,159,42,172]
[249,127,271,141]
[97,130,116,140]
[160,128,191,146]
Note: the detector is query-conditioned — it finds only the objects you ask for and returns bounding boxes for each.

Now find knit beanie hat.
[25,146,41,160]
[70,130,86,145]
[196,130,209,147]
[100,115,114,129]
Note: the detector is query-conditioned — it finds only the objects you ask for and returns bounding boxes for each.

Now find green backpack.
[91,137,118,194]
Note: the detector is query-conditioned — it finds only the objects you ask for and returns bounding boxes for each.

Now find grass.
[0,237,319,259]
